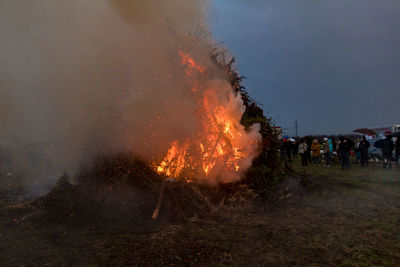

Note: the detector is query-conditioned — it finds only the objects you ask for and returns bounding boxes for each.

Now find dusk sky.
[210,0,400,136]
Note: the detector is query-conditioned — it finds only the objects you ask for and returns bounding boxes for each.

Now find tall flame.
[154,51,261,183]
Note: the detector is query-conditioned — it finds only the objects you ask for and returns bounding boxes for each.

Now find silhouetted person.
[338,138,351,170]
[359,136,370,167]
[284,140,292,163]
[381,136,394,169]
[291,140,298,159]
[395,138,400,163]
[306,138,312,164]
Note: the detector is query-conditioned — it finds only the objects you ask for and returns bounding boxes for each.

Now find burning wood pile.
[6,0,283,225]
[27,47,282,225]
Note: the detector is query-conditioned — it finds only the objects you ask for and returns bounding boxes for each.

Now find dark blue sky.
[210,0,400,136]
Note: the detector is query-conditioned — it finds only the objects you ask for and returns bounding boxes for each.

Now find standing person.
[331,138,337,163]
[285,140,292,163]
[298,139,308,166]
[381,136,394,169]
[291,140,298,159]
[395,137,400,163]
[324,138,333,167]
[337,138,342,164]
[281,139,291,163]
[332,139,337,153]
[311,139,321,165]
[355,138,361,164]
[280,139,286,161]
[359,136,370,167]
[338,138,351,170]
[320,139,325,164]
[306,138,312,164]
[329,139,334,164]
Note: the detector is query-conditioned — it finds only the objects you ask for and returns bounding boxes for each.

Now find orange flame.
[156,140,189,177]
[154,51,260,183]
[178,51,206,75]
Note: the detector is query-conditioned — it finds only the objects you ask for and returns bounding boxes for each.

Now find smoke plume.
[0,0,260,188]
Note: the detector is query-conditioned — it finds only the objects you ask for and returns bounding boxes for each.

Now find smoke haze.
[0,0,259,187]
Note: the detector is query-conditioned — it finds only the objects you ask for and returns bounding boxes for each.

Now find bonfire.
[153,50,261,184]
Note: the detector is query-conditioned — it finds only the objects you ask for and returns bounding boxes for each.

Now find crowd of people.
[281,135,400,170]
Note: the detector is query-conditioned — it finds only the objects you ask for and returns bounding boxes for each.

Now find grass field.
[1,158,400,266]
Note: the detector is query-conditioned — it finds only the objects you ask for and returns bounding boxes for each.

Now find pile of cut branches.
[27,46,282,225]
[28,153,260,226]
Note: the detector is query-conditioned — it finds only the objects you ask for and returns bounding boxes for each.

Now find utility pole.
[295,118,298,137]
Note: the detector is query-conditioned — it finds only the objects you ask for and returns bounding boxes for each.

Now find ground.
[1,158,400,266]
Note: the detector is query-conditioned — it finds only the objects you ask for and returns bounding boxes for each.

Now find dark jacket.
[359,140,370,153]
[338,141,351,154]
[381,139,394,157]
[283,141,292,157]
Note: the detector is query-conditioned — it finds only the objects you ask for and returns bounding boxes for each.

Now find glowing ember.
[178,51,206,75]
[154,51,261,183]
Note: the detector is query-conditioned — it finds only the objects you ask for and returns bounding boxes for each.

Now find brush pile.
[30,49,282,226]
[30,153,262,226]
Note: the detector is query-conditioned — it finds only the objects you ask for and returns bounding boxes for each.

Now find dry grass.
[1,157,400,266]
